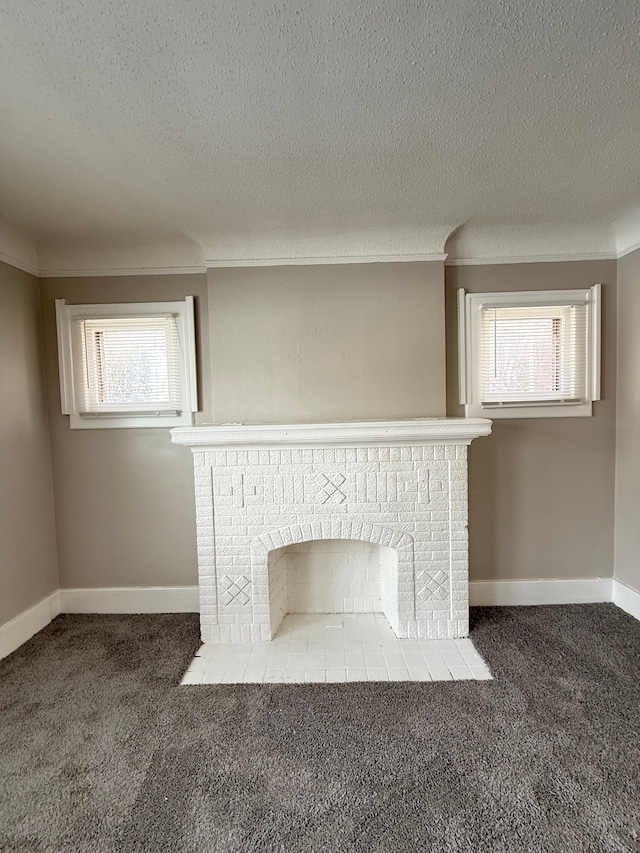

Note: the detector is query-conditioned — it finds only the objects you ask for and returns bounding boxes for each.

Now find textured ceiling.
[0,0,639,269]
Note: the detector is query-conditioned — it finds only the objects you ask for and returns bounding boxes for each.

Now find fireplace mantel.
[171,418,492,450]
[172,418,492,643]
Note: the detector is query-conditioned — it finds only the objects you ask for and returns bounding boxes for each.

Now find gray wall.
[39,262,445,590]
[40,274,210,589]
[208,262,446,423]
[0,261,58,622]
[445,261,617,582]
[614,248,640,593]
[30,257,619,594]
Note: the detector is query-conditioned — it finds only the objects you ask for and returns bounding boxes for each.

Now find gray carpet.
[0,605,639,852]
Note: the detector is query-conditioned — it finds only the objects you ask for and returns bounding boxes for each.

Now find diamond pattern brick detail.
[416,570,449,600]
[220,575,251,606]
[315,472,346,504]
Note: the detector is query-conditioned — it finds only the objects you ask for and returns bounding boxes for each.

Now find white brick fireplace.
[171,419,491,643]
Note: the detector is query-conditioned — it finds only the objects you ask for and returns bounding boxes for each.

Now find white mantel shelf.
[171,418,492,450]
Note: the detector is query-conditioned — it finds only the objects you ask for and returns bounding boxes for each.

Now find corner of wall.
[612,247,640,595]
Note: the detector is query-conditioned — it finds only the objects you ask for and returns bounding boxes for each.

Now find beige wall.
[40,274,210,589]
[0,261,58,623]
[614,248,640,592]
[31,256,621,594]
[208,262,446,423]
[39,262,445,591]
[445,260,617,582]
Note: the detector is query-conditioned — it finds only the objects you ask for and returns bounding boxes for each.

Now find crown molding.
[0,217,40,275]
[614,208,640,259]
[205,253,448,268]
[445,251,617,266]
[2,243,639,278]
[0,250,40,277]
[617,239,640,260]
[38,265,207,278]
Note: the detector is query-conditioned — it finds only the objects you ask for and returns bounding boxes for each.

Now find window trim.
[55,297,198,429]
[458,285,601,419]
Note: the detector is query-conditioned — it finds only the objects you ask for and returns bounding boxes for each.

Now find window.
[55,297,198,429]
[458,286,601,418]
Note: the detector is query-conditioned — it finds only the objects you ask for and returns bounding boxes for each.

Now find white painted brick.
[190,437,474,643]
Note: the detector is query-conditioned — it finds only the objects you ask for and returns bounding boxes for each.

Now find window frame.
[55,297,198,429]
[458,285,601,419]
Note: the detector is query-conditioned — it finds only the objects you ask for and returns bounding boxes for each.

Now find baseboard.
[469,578,613,607]
[60,580,615,612]
[3,579,634,661]
[612,579,640,621]
[59,586,199,614]
[0,591,61,660]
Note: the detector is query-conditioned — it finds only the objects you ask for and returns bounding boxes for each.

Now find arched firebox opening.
[267,538,399,638]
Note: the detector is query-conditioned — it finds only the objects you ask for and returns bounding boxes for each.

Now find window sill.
[464,402,593,419]
[69,412,195,430]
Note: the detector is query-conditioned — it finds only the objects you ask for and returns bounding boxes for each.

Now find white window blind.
[72,315,184,414]
[480,302,589,406]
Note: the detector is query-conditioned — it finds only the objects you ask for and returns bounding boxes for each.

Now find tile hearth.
[180,613,493,684]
